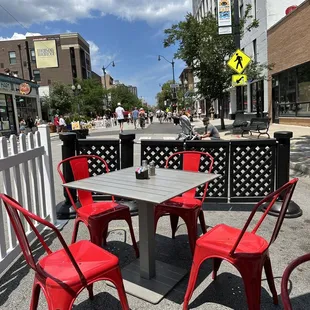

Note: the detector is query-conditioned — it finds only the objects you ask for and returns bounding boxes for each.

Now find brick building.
[268,0,310,126]
[0,33,92,87]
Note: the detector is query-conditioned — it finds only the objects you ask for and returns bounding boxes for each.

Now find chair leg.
[264,257,278,305]
[30,279,41,310]
[239,264,263,310]
[106,267,130,310]
[71,218,81,244]
[198,210,207,235]
[87,283,94,300]
[124,213,140,258]
[184,214,198,255]
[212,258,222,280]
[102,225,109,246]
[183,251,206,310]
[170,214,179,239]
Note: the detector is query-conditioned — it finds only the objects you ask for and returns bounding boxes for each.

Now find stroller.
[176,115,200,141]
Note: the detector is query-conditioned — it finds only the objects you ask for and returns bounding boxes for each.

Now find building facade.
[235,0,304,119]
[0,33,92,87]
[0,73,41,135]
[127,85,138,97]
[101,74,114,90]
[192,0,304,119]
[268,0,310,126]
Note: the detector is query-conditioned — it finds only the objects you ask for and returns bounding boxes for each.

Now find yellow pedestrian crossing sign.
[232,74,247,87]
[227,49,251,74]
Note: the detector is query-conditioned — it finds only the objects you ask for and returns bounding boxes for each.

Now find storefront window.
[0,94,15,131]
[243,85,248,111]
[250,83,257,112]
[16,96,38,122]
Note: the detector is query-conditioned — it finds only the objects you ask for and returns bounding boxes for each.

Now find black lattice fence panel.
[186,141,229,202]
[140,140,184,168]
[230,139,276,202]
[76,139,120,173]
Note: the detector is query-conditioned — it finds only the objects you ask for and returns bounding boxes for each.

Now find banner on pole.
[217,0,232,35]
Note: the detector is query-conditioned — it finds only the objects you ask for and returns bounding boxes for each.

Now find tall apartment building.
[127,85,138,97]
[0,33,92,91]
[101,74,115,90]
[192,0,304,119]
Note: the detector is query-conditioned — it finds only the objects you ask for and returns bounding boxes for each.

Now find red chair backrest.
[0,194,86,284]
[165,151,214,201]
[229,178,298,256]
[281,252,310,310]
[57,155,111,208]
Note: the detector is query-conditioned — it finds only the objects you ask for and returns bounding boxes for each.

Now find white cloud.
[0,32,41,41]
[87,40,118,75]
[0,1,191,26]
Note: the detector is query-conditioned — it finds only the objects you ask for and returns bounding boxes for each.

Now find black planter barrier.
[58,134,302,219]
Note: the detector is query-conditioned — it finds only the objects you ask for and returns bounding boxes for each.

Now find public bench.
[241,117,270,138]
[232,112,257,134]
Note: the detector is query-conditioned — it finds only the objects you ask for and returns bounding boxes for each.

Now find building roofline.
[0,73,39,88]
[59,33,89,47]
[268,0,309,34]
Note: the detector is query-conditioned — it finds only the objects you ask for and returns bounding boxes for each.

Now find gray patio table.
[63,167,219,304]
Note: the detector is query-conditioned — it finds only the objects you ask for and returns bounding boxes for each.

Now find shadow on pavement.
[0,229,57,306]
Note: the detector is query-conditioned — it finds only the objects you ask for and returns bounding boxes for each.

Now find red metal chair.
[281,252,310,310]
[183,178,298,310]
[0,193,130,310]
[154,151,214,255]
[57,155,139,257]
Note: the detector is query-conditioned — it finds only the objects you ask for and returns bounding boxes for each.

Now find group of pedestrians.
[19,115,41,134]
[53,115,67,133]
[115,103,154,133]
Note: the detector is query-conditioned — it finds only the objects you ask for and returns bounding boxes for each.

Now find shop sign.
[0,81,11,92]
[19,83,32,95]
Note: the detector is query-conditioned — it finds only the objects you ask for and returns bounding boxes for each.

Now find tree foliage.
[109,85,141,111]
[156,80,174,111]
[163,5,264,106]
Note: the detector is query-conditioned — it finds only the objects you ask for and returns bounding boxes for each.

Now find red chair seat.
[165,196,203,208]
[39,240,119,286]
[197,224,268,256]
[78,202,127,217]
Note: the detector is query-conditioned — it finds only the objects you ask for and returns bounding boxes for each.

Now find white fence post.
[38,124,57,224]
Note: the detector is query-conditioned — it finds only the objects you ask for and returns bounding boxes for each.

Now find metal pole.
[234,0,242,113]
[172,61,175,84]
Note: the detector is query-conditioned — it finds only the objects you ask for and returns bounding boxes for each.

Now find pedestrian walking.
[132,107,139,129]
[198,108,202,119]
[139,108,146,129]
[209,105,215,120]
[59,115,66,132]
[54,114,60,133]
[149,111,154,124]
[115,102,125,133]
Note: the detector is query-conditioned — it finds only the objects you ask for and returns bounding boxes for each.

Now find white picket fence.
[0,125,56,275]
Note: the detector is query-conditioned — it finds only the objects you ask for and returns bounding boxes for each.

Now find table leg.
[116,200,187,304]
[138,201,156,279]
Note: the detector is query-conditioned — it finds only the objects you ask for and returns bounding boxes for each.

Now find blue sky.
[0,1,191,105]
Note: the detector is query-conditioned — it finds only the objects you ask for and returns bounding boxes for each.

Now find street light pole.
[102,61,115,111]
[71,84,82,115]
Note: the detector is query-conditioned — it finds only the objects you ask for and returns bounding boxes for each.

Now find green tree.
[109,85,141,111]
[78,78,106,116]
[43,82,74,115]
[163,5,266,128]
[156,80,174,111]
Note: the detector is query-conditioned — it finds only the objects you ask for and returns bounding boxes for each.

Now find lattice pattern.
[186,141,229,201]
[230,141,276,200]
[77,140,120,173]
[141,141,184,168]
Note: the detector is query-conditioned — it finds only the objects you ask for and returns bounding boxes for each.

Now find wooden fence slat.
[34,132,46,218]
[19,134,33,233]
[0,137,16,249]
[27,133,40,218]
[10,135,25,227]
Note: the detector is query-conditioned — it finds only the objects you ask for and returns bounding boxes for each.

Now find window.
[31,49,36,62]
[9,51,17,64]
[253,39,257,62]
[33,70,41,82]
